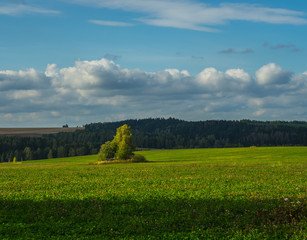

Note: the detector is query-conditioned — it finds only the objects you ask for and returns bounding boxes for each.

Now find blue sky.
[0,0,307,126]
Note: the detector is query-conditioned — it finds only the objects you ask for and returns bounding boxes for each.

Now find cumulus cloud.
[49,59,149,91]
[0,68,50,91]
[196,68,251,92]
[255,63,293,85]
[64,0,307,31]
[0,58,307,126]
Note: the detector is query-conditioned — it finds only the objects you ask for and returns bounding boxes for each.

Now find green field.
[0,147,306,239]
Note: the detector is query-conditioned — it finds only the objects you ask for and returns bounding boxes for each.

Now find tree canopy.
[98,124,135,161]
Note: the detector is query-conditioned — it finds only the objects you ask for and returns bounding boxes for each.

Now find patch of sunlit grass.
[0,147,306,239]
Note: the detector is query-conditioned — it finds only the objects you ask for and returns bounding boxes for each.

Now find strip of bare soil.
[0,127,84,137]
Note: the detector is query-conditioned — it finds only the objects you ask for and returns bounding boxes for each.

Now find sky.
[0,0,307,127]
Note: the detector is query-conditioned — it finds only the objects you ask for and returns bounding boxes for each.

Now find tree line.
[1,118,307,162]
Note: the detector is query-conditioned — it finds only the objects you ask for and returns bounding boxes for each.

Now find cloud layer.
[67,0,307,31]
[0,3,60,15]
[0,59,306,126]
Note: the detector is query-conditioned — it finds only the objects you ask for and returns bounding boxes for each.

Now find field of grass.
[0,127,84,137]
[0,147,306,239]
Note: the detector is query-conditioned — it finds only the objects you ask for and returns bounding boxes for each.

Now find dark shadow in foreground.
[0,197,305,239]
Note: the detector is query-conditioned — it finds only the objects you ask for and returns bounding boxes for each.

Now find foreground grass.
[0,147,306,239]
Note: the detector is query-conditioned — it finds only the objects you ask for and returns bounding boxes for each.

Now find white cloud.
[255,63,292,85]
[0,68,50,91]
[50,59,149,91]
[48,59,193,97]
[64,0,307,31]
[0,58,307,126]
[0,4,60,16]
[196,68,251,92]
[293,71,307,88]
[225,69,252,83]
[12,90,41,99]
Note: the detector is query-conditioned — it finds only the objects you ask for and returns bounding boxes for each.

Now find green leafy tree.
[115,134,133,160]
[97,141,117,160]
[97,124,135,161]
[113,124,134,160]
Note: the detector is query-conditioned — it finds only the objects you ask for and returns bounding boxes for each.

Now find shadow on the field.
[0,197,305,238]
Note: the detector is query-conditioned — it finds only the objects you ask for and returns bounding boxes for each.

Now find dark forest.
[1,118,307,162]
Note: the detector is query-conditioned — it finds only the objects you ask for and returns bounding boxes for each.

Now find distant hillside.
[86,118,307,149]
[0,127,84,137]
[1,118,307,162]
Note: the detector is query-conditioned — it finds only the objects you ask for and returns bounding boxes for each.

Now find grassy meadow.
[0,147,306,239]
